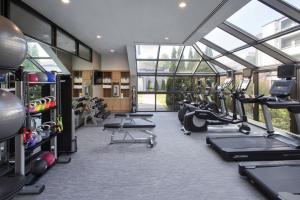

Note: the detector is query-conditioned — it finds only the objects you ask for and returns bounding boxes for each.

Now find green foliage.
[147,80,153,90]
[161,79,166,90]
[155,80,159,91]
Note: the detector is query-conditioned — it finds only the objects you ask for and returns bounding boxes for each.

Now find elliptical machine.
[178,79,222,123]
[183,69,252,135]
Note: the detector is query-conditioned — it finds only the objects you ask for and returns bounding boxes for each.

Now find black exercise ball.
[0,16,27,71]
[0,89,25,140]
[30,159,48,176]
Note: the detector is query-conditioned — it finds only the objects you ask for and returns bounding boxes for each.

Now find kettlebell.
[37,125,51,139]
[48,96,56,108]
[41,152,55,167]
[40,98,47,111]
[44,97,51,109]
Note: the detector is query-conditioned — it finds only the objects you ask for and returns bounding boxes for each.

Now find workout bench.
[103,113,156,148]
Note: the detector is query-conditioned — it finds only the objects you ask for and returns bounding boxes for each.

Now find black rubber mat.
[246,166,300,195]
[0,176,26,200]
[210,136,290,149]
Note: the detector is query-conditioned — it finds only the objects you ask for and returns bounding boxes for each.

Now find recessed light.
[97,35,101,39]
[179,2,187,8]
[110,49,115,53]
[164,37,169,40]
[62,0,70,4]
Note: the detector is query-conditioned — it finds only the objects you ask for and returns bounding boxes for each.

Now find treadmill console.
[270,80,295,97]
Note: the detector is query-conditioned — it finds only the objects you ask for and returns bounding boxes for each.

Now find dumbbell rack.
[15,69,61,195]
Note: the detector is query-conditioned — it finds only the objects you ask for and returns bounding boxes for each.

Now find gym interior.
[0,0,300,200]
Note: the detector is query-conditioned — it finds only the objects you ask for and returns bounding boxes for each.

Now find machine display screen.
[270,80,295,97]
[278,64,296,79]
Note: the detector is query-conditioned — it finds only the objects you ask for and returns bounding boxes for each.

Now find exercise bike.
[183,69,252,135]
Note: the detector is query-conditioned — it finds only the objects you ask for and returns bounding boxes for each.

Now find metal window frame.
[6,0,93,62]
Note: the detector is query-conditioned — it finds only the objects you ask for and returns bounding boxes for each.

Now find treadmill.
[239,104,300,200]
[206,64,300,161]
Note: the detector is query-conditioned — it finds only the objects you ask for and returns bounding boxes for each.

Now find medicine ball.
[46,72,56,83]
[0,16,27,71]
[36,72,48,82]
[31,159,48,176]
[28,73,39,82]
[41,152,55,167]
[0,89,25,140]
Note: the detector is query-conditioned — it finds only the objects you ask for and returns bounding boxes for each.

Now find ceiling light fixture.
[164,37,169,40]
[61,0,70,4]
[110,49,115,53]
[179,2,187,8]
[97,35,101,39]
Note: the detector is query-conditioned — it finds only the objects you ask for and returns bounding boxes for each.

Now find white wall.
[72,51,101,70]
[101,54,129,71]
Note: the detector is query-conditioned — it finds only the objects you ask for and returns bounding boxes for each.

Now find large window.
[226,0,298,39]
[258,71,290,131]
[204,27,246,51]
[56,29,76,54]
[10,2,52,44]
[79,43,92,60]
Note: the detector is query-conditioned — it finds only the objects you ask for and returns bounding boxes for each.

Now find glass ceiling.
[23,37,70,74]
[136,45,221,76]
[136,0,300,75]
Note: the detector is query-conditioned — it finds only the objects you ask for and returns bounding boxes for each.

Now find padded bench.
[103,121,157,148]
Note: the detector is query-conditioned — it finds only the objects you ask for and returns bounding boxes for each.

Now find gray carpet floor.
[16,112,267,200]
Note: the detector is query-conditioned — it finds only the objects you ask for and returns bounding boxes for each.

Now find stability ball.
[0,89,25,140]
[0,16,27,71]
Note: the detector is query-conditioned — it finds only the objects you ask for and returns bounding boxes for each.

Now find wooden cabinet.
[112,71,121,82]
[103,98,130,112]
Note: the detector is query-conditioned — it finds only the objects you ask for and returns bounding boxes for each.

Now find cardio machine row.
[178,64,300,200]
[178,69,251,135]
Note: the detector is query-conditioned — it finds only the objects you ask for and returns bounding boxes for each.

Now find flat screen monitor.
[278,64,296,79]
[243,68,252,78]
[227,70,233,78]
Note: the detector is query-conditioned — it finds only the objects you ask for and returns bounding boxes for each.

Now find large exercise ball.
[0,16,27,71]
[0,89,25,140]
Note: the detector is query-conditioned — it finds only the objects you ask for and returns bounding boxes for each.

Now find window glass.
[195,61,214,74]
[157,61,177,74]
[22,59,41,72]
[10,2,52,44]
[176,61,199,74]
[34,59,62,72]
[258,71,290,131]
[156,94,174,111]
[138,76,155,92]
[56,30,76,54]
[283,0,300,9]
[208,62,226,73]
[204,27,246,51]
[244,77,254,119]
[79,44,91,60]
[265,30,300,61]
[136,45,159,59]
[196,41,221,58]
[215,56,245,71]
[138,94,155,111]
[27,42,50,58]
[233,46,281,68]
[175,76,192,91]
[181,46,201,60]
[137,61,157,73]
[156,76,173,92]
[227,0,298,39]
[159,46,183,59]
